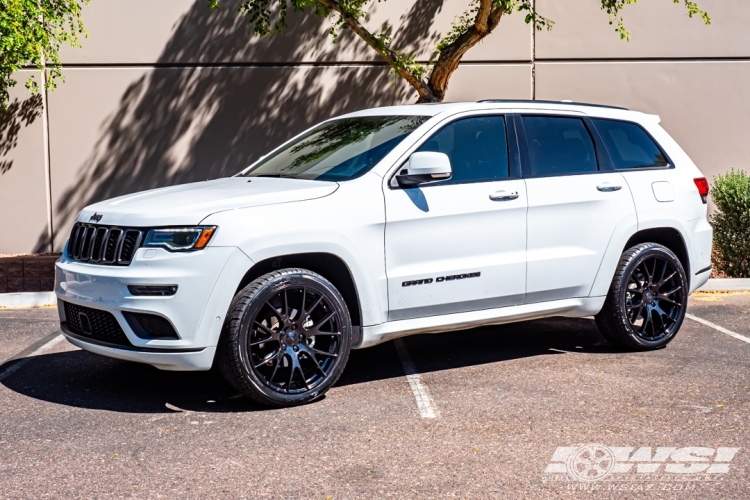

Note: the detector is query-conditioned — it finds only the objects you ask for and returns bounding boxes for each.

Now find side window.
[416,116,509,184]
[592,119,669,169]
[521,116,598,177]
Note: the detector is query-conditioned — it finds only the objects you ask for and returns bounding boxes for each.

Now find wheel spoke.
[642,261,653,285]
[268,352,283,384]
[305,344,338,358]
[658,270,677,287]
[651,258,659,284]
[653,304,676,325]
[283,289,289,318]
[250,337,275,347]
[628,304,644,323]
[253,321,278,339]
[657,297,680,306]
[306,295,324,316]
[264,301,283,321]
[639,308,651,336]
[628,273,644,292]
[254,350,279,369]
[299,287,307,318]
[310,310,336,332]
[657,259,668,285]
[299,344,328,377]
[662,285,682,297]
[287,350,303,391]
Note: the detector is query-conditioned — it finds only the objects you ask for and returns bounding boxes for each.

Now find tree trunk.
[416,2,508,103]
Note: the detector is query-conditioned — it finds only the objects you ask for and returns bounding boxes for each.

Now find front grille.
[123,312,180,340]
[63,301,132,346]
[68,223,143,265]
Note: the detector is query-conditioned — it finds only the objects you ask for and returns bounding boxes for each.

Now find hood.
[77,177,339,227]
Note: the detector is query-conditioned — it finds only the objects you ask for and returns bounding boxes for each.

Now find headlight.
[143,226,216,252]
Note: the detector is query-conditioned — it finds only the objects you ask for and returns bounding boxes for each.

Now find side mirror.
[396,152,452,187]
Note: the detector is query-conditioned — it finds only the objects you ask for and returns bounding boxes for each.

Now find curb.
[0,292,57,309]
[697,278,750,292]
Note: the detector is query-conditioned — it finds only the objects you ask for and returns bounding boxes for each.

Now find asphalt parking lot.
[1,294,749,499]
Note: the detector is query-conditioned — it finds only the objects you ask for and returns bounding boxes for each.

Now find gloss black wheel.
[595,243,688,350]
[219,268,351,407]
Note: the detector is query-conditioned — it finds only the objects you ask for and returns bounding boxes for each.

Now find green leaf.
[0,0,90,108]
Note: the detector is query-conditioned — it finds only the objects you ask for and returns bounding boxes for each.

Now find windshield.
[241,115,429,181]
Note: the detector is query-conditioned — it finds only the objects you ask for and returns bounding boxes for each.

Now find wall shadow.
[0,317,618,414]
[0,94,43,175]
[40,0,448,250]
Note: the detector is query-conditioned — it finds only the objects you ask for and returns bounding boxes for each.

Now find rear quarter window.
[592,119,669,169]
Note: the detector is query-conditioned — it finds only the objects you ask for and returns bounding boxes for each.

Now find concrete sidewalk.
[697,278,750,292]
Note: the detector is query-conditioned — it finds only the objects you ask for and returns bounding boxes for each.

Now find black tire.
[595,243,688,351]
[218,268,352,407]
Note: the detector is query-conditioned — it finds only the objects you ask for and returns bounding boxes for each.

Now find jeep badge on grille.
[89,213,103,223]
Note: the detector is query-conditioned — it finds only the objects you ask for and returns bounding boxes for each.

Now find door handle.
[489,190,520,201]
[597,184,622,192]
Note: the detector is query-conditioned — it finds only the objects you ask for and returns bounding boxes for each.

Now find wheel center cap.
[285,330,298,346]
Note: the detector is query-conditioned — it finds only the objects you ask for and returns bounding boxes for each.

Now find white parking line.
[0,333,64,382]
[394,339,438,419]
[686,314,750,345]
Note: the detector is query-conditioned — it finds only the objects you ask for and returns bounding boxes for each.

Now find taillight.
[694,177,709,204]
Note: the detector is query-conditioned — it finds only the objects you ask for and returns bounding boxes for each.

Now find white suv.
[56,101,713,406]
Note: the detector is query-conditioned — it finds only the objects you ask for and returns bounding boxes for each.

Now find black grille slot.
[63,301,131,346]
[123,312,179,340]
[90,227,108,262]
[80,226,94,259]
[68,225,81,258]
[66,223,143,266]
[119,230,142,264]
[104,228,123,263]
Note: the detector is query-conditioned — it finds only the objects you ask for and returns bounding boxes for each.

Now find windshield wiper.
[254,173,299,179]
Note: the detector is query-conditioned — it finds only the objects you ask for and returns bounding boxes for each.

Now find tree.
[0,0,89,108]
[211,0,710,103]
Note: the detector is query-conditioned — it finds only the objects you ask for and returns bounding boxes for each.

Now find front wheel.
[218,268,352,407]
[595,243,688,350]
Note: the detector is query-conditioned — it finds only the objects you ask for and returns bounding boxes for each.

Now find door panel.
[525,172,636,302]
[385,180,527,320]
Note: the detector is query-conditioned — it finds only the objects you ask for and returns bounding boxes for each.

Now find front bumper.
[62,324,217,371]
[56,245,253,370]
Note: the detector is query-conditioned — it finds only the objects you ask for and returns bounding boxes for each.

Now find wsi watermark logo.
[542,445,740,492]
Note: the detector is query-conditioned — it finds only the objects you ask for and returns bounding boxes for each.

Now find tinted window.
[593,119,669,169]
[417,116,509,184]
[243,116,429,181]
[522,116,598,176]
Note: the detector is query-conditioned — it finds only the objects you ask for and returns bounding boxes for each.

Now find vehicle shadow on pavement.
[0,317,619,414]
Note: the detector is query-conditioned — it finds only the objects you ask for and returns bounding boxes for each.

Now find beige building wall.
[1,0,748,253]
[0,72,50,254]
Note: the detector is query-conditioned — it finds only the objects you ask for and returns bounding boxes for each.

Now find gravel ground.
[1,296,749,499]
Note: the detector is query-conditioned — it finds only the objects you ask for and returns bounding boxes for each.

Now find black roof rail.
[477,99,629,111]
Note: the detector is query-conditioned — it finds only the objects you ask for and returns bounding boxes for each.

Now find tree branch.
[428,3,507,102]
[474,0,494,34]
[315,0,433,101]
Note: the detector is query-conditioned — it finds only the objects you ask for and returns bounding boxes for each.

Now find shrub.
[710,169,750,277]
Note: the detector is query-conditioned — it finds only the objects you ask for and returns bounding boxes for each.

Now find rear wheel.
[595,243,688,350]
[218,268,352,407]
